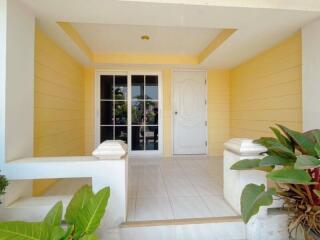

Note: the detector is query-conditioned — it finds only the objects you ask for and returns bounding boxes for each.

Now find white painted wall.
[0,0,7,169]
[302,17,320,131]
[3,0,35,162]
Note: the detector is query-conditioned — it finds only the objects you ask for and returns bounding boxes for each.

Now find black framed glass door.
[100,75,128,143]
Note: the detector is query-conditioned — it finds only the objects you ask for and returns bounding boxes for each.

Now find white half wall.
[302,17,320,131]
[3,0,35,163]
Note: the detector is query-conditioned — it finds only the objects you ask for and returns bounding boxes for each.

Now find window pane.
[100,126,113,142]
[101,101,113,125]
[115,75,127,100]
[115,102,127,125]
[131,126,144,150]
[132,75,144,100]
[132,101,144,125]
[145,126,158,150]
[101,75,113,99]
[115,126,127,143]
[145,75,158,100]
[145,101,158,125]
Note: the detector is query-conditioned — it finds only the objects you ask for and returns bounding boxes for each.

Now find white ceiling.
[72,23,221,55]
[21,0,320,68]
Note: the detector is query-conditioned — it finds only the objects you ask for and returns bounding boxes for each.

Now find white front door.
[173,71,207,155]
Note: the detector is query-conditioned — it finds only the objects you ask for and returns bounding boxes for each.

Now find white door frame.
[171,69,208,155]
[95,70,163,156]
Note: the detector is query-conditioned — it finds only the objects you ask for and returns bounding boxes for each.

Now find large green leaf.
[270,127,293,151]
[44,201,63,226]
[278,125,317,156]
[65,185,94,224]
[50,226,65,240]
[294,155,320,169]
[267,168,314,184]
[259,155,295,167]
[80,235,98,240]
[61,225,74,240]
[240,184,275,223]
[312,130,320,144]
[0,222,51,240]
[230,159,261,170]
[254,137,295,159]
[75,187,110,236]
[315,143,320,158]
[230,159,272,172]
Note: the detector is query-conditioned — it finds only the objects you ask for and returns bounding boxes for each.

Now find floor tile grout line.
[127,156,231,221]
[174,156,224,218]
[176,156,203,199]
[161,159,177,220]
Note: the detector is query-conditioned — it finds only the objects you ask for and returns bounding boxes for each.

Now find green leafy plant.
[0,185,110,239]
[231,125,320,239]
[0,171,8,204]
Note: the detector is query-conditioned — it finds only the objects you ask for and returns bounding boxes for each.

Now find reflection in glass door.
[131,75,159,151]
[98,73,160,152]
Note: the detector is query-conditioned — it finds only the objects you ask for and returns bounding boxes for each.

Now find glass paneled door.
[131,75,159,151]
[98,73,160,153]
[100,75,128,143]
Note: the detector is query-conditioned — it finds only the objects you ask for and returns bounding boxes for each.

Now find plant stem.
[304,185,314,205]
[289,184,306,199]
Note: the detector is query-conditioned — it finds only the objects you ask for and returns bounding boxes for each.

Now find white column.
[223,138,267,215]
[92,140,128,228]
[224,139,289,240]
[302,17,320,131]
[0,0,35,166]
[0,0,7,169]
[0,0,35,205]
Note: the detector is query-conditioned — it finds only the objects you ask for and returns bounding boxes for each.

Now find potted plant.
[0,171,8,204]
[231,125,320,239]
[0,185,110,239]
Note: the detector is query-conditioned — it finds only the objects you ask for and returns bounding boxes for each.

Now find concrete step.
[101,217,246,240]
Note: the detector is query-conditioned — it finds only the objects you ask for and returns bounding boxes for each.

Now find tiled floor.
[127,156,237,221]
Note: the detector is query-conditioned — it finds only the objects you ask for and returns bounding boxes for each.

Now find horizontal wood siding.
[33,28,85,195]
[230,32,302,139]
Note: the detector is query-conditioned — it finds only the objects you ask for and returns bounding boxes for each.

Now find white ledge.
[92,140,127,160]
[224,138,267,156]
[3,156,126,180]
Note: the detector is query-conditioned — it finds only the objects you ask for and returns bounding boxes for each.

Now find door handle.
[175,111,178,115]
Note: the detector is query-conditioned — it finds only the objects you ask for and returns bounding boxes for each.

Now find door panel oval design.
[173,71,207,155]
[179,79,203,127]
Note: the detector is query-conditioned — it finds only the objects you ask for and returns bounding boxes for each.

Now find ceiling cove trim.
[57,22,236,65]
[57,22,94,60]
[198,29,236,63]
[94,53,198,65]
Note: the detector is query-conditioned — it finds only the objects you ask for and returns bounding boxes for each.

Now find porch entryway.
[41,156,237,222]
[127,156,236,221]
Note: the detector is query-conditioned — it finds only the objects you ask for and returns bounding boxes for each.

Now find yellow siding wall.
[163,69,172,156]
[207,70,230,156]
[84,67,95,155]
[33,28,85,195]
[230,32,302,139]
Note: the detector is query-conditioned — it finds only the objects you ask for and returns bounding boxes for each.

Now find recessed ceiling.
[21,0,320,68]
[71,23,221,55]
